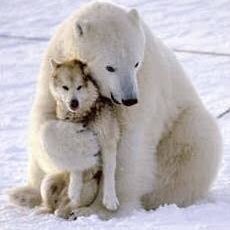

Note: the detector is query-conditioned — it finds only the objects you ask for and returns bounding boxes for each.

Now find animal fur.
[48,59,120,213]
[38,168,101,218]
[9,2,222,220]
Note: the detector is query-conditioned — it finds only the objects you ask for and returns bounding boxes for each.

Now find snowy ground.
[0,0,230,229]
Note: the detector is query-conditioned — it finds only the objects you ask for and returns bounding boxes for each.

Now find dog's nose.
[122,98,138,106]
[70,99,79,110]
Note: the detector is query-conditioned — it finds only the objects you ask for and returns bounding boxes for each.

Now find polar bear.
[9,1,222,219]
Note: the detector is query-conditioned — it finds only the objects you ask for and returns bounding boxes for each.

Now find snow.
[0,0,230,229]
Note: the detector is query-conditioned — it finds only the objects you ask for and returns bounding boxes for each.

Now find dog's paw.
[68,206,113,220]
[103,193,119,211]
[68,207,94,220]
[54,205,72,219]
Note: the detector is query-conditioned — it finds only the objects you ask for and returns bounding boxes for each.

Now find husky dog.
[46,59,120,214]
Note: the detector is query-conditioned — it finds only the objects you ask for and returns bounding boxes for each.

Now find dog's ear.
[80,61,87,73]
[82,64,90,78]
[72,59,88,77]
[50,59,61,71]
[72,59,82,66]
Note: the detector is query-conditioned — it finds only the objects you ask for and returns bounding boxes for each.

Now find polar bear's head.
[73,2,145,106]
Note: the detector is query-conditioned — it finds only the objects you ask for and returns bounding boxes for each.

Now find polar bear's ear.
[128,9,139,22]
[76,20,89,37]
[50,59,61,71]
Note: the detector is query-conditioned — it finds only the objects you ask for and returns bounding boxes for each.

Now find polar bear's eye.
[62,85,69,91]
[77,85,82,90]
[106,65,116,72]
[134,62,139,68]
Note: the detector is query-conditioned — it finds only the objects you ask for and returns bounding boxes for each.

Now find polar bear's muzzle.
[111,93,121,105]
[110,93,138,106]
[120,76,139,106]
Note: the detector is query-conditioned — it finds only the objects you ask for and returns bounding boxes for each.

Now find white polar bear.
[9,1,222,218]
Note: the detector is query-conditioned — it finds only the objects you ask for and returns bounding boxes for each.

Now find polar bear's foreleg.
[41,120,100,172]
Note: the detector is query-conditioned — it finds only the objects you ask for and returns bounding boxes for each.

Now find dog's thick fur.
[38,168,101,218]
[46,59,120,214]
[9,2,222,219]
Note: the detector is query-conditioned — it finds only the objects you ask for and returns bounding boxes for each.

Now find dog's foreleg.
[68,171,83,208]
[102,147,119,211]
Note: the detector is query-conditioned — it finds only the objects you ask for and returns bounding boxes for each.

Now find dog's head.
[49,59,99,115]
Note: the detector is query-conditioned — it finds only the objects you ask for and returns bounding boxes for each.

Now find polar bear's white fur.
[9,1,222,218]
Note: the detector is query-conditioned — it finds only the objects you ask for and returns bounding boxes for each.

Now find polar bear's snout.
[110,78,139,106]
[111,84,138,106]
[120,75,139,106]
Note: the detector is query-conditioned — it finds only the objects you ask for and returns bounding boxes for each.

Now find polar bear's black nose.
[122,98,138,106]
[70,99,79,110]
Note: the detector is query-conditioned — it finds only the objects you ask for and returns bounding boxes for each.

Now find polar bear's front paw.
[41,120,100,171]
[77,130,101,170]
[103,193,119,211]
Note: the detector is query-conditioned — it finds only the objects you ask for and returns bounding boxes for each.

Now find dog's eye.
[134,62,139,68]
[62,85,69,91]
[106,65,116,72]
[77,85,82,90]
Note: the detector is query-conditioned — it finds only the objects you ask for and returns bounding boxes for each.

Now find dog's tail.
[8,186,41,208]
